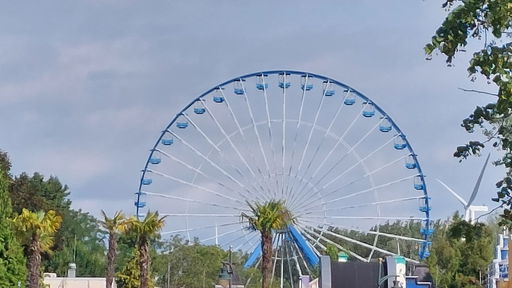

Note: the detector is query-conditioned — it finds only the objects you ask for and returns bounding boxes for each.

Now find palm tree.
[241,200,295,288]
[12,209,62,288]
[127,211,166,288]
[99,210,128,288]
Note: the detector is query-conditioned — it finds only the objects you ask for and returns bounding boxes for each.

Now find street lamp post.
[218,246,233,288]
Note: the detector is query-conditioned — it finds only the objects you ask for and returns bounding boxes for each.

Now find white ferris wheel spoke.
[270,233,281,288]
[201,227,245,243]
[302,223,420,263]
[146,169,244,204]
[297,225,368,262]
[168,131,247,189]
[291,88,351,197]
[302,116,385,194]
[225,230,258,251]
[199,98,265,192]
[239,80,271,174]
[297,174,418,212]
[293,225,326,254]
[284,74,309,200]
[300,218,427,243]
[298,195,425,216]
[281,73,287,199]
[320,133,395,189]
[290,133,395,211]
[302,215,426,221]
[220,86,275,197]
[142,191,247,212]
[294,154,412,213]
[259,75,281,197]
[286,232,306,276]
[182,113,254,184]
[294,137,401,210]
[287,81,330,197]
[161,221,241,235]
[153,148,262,203]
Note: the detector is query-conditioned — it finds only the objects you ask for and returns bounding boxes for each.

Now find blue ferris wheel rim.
[136,70,432,259]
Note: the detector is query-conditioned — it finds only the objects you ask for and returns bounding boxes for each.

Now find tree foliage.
[13,209,62,288]
[100,210,128,288]
[43,209,106,277]
[117,249,144,288]
[426,214,493,288]
[155,236,226,288]
[0,151,26,287]
[10,172,71,215]
[126,211,166,288]
[241,200,295,288]
[6,168,107,277]
[426,0,512,220]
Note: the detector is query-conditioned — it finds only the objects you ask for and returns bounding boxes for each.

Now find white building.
[43,272,116,288]
[488,232,509,288]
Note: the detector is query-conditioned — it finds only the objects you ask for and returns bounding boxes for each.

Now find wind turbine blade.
[467,153,491,207]
[436,179,467,207]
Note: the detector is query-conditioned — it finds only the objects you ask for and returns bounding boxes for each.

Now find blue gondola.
[379,118,392,132]
[142,178,152,185]
[149,158,161,164]
[421,228,434,236]
[279,82,291,89]
[161,138,174,145]
[362,103,375,117]
[278,72,290,89]
[394,137,407,150]
[405,155,416,169]
[344,95,356,105]
[233,80,245,95]
[324,89,335,96]
[420,247,431,258]
[301,74,313,91]
[134,201,146,208]
[194,107,206,114]
[419,206,431,212]
[213,96,224,103]
[414,175,424,190]
[301,84,313,91]
[176,121,188,129]
[256,83,268,90]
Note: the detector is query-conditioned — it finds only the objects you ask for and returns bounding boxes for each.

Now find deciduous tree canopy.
[426,0,512,221]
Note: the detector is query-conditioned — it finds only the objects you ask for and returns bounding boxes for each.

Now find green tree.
[155,236,227,288]
[0,151,26,287]
[8,170,106,277]
[13,209,62,288]
[426,1,512,218]
[127,212,166,288]
[324,244,339,262]
[117,249,142,288]
[241,200,295,288]
[426,214,493,288]
[44,209,106,277]
[10,173,71,215]
[100,210,128,288]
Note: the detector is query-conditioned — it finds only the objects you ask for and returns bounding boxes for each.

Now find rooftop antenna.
[437,153,490,224]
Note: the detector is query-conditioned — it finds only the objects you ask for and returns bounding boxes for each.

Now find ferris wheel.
[136,70,432,284]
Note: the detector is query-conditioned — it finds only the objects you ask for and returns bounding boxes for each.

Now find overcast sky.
[0,1,504,222]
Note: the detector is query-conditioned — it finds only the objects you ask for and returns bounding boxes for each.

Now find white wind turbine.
[437,153,491,224]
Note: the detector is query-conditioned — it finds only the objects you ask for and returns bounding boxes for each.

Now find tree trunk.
[106,232,117,288]
[139,237,151,288]
[261,231,273,288]
[27,233,41,288]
